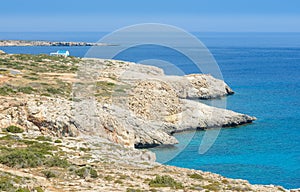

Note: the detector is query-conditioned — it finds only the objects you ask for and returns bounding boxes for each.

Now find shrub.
[0,86,15,96]
[89,168,98,178]
[44,156,70,168]
[54,139,62,143]
[189,173,203,180]
[0,138,60,168]
[119,174,127,180]
[17,86,35,94]
[34,187,44,192]
[75,167,98,179]
[36,136,52,142]
[79,147,91,152]
[46,87,62,95]
[126,188,143,192]
[29,142,57,154]
[114,179,123,184]
[203,183,220,191]
[42,170,57,178]
[0,149,44,168]
[5,125,24,133]
[149,175,183,189]
[16,188,30,192]
[0,175,14,191]
[103,175,114,181]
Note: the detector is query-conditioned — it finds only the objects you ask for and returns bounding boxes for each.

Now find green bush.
[54,139,62,143]
[114,179,123,184]
[0,138,61,168]
[16,188,30,192]
[126,188,143,192]
[0,149,44,168]
[46,87,62,95]
[44,156,70,168]
[79,147,91,152]
[89,168,98,178]
[4,125,24,133]
[34,187,44,192]
[75,167,98,179]
[75,167,88,178]
[0,176,14,191]
[189,173,203,180]
[36,136,52,142]
[0,86,15,96]
[149,175,183,189]
[103,175,114,181]
[203,183,220,191]
[42,170,57,179]
[29,142,57,154]
[17,86,35,94]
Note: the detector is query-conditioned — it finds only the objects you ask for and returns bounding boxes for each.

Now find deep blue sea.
[1,32,299,189]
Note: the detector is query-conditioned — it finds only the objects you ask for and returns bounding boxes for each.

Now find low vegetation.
[126,188,143,192]
[0,53,79,98]
[0,133,69,169]
[0,171,35,192]
[149,175,183,189]
[189,173,204,180]
[54,139,62,143]
[2,125,24,133]
[75,166,98,179]
[42,170,57,179]
[36,135,52,142]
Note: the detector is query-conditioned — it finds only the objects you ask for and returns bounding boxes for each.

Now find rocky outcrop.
[0,58,256,148]
[106,59,235,99]
[0,96,78,137]
[126,78,255,138]
[78,59,255,147]
[162,74,234,99]
[0,50,5,55]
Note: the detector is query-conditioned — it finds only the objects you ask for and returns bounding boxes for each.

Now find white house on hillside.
[50,50,70,57]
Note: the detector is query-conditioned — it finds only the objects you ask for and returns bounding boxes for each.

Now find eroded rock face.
[128,80,181,121]
[0,96,135,147]
[126,77,255,138]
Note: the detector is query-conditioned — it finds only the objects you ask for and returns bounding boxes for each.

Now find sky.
[0,0,300,32]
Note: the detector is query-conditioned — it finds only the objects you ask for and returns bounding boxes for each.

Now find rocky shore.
[0,52,293,191]
[0,40,109,46]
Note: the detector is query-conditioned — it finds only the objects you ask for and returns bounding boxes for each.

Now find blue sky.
[1,0,300,32]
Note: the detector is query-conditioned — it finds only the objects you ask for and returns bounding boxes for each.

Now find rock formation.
[0,57,256,148]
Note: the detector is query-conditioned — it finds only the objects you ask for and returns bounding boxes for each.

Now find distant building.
[50,50,70,57]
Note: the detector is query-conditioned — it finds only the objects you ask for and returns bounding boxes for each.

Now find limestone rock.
[0,58,256,149]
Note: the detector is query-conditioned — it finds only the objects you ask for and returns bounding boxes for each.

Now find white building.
[50,50,70,57]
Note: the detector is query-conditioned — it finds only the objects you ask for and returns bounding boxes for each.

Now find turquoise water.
[0,32,299,188]
[151,46,300,189]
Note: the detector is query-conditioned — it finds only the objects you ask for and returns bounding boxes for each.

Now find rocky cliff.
[0,54,256,148]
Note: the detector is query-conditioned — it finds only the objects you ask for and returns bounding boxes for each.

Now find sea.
[0,32,299,189]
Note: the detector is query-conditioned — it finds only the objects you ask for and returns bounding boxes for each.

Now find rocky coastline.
[0,52,293,191]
